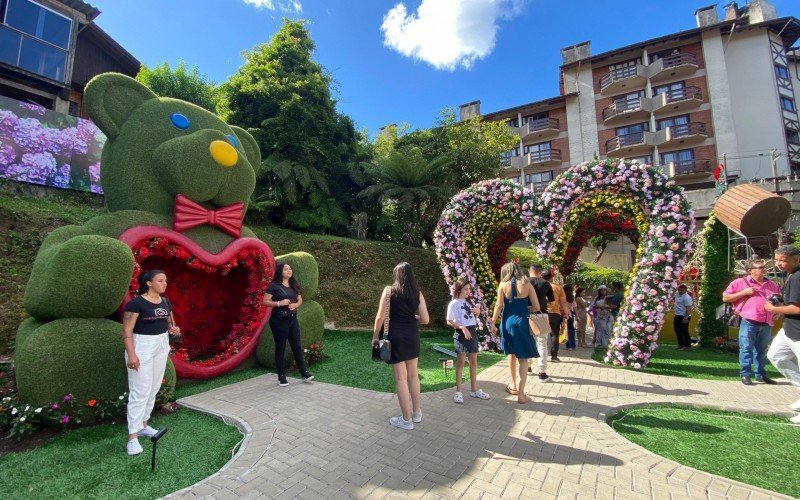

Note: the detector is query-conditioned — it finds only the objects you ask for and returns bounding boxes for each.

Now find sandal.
[505,385,519,395]
[470,389,491,400]
[453,391,464,404]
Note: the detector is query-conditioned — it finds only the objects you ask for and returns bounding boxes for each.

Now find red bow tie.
[172,194,244,238]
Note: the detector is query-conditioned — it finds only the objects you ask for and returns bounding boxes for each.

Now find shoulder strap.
[383,286,391,335]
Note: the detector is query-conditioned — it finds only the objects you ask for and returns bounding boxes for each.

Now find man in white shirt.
[673,284,694,351]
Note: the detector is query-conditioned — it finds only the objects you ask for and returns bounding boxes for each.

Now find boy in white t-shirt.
[446,277,491,404]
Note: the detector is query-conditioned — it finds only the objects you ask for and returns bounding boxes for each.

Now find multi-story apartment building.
[0,0,139,118]
[469,1,800,216]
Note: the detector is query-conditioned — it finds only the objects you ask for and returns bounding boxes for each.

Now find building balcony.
[520,117,560,141]
[510,149,563,168]
[602,97,652,124]
[648,52,699,83]
[656,122,708,148]
[599,64,648,94]
[652,86,703,116]
[606,131,655,155]
[665,158,713,178]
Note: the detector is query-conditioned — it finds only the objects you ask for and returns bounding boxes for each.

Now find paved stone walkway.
[169,348,798,499]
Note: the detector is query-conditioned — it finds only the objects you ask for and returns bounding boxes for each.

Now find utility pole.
[771,149,779,193]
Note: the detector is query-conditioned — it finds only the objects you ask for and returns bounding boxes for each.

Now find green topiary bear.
[16,73,324,407]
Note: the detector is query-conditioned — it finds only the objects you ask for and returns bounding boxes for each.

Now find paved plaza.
[170,349,798,500]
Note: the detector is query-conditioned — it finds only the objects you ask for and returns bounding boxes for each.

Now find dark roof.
[81,23,140,75]
[561,16,800,68]
[482,92,577,120]
[61,0,100,21]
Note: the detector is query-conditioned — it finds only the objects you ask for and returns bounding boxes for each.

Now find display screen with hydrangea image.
[0,95,106,194]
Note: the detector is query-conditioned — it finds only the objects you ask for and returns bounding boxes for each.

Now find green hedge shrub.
[256,299,325,368]
[15,318,128,407]
[274,252,319,299]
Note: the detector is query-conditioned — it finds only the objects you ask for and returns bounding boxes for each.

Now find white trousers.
[535,333,548,373]
[126,333,170,434]
[767,329,800,390]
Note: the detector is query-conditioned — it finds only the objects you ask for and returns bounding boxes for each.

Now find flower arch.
[434,179,535,349]
[530,159,695,368]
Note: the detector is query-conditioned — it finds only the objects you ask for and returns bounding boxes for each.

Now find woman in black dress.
[372,262,430,430]
[263,262,313,387]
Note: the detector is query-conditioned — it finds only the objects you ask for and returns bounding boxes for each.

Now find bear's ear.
[84,73,158,140]
[230,125,261,173]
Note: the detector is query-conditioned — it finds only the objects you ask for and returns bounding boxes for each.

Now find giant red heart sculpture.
[119,226,275,379]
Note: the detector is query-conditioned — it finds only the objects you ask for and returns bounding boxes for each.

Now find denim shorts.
[454,325,479,354]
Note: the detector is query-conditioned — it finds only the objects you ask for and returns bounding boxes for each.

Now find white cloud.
[243,0,302,14]
[381,0,528,71]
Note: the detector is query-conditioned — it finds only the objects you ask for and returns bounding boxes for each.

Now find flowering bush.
[531,159,695,368]
[129,237,271,368]
[464,208,526,303]
[488,225,525,282]
[434,179,535,349]
[0,96,105,193]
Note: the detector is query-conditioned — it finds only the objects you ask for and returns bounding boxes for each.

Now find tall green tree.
[217,19,362,234]
[135,61,217,112]
[358,150,451,246]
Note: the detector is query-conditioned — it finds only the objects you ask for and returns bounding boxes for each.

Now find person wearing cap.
[723,259,781,385]
[672,284,694,350]
[589,286,613,347]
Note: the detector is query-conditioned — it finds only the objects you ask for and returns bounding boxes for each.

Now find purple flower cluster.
[0,100,105,193]
[434,179,536,349]
[529,158,695,368]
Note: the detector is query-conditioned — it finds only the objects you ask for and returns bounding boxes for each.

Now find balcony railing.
[669,158,712,176]
[666,122,707,139]
[524,117,559,133]
[602,97,648,121]
[600,66,639,90]
[527,149,562,163]
[0,24,68,82]
[658,52,698,71]
[664,86,702,104]
[606,132,650,152]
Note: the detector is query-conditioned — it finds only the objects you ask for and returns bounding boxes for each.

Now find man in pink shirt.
[723,259,782,385]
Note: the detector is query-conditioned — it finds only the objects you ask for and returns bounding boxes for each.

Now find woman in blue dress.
[490,262,540,403]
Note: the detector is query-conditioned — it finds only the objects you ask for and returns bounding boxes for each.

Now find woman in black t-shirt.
[121,269,180,456]
[263,262,313,387]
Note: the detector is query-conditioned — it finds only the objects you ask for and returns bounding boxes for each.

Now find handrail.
[602,98,643,120]
[659,52,698,70]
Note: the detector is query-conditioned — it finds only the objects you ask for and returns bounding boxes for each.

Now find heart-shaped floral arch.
[435,159,694,367]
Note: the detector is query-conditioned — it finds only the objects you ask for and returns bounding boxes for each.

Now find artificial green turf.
[296,330,505,393]
[0,409,241,499]
[591,344,783,380]
[609,406,800,497]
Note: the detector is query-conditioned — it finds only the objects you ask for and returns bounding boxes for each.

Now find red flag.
[713,164,724,180]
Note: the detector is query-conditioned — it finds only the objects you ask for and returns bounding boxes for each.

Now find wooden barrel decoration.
[713,184,791,237]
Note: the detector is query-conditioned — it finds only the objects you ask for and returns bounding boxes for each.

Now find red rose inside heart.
[127,236,272,371]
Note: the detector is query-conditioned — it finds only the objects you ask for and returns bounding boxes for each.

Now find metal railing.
[600,65,641,90]
[658,52,698,70]
[527,149,562,163]
[605,132,647,152]
[670,158,712,176]
[666,122,707,139]
[602,97,645,121]
[663,86,702,104]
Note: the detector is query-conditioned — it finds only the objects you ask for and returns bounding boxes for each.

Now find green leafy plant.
[697,213,732,347]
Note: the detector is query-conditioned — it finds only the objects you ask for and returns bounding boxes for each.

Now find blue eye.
[170,113,190,130]
[226,134,238,147]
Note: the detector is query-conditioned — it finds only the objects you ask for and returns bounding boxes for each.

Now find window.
[656,114,689,131]
[506,117,519,128]
[615,122,649,136]
[522,111,548,124]
[775,65,790,80]
[68,100,78,117]
[660,149,694,165]
[612,90,645,109]
[652,81,685,97]
[525,171,553,185]
[787,129,800,146]
[500,146,520,165]
[0,0,72,81]
[630,155,653,165]
[781,96,796,112]
[523,142,550,154]
[609,58,641,71]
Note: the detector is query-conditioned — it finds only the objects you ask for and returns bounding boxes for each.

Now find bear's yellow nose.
[209,140,238,167]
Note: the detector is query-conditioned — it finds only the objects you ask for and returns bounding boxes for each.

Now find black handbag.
[372,286,392,362]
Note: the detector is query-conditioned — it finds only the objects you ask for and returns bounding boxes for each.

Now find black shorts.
[453,325,479,354]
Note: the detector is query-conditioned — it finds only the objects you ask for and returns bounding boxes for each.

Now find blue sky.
[89,0,798,137]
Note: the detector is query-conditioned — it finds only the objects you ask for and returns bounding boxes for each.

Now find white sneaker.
[389,416,413,430]
[790,399,800,412]
[412,409,422,423]
[138,426,159,438]
[126,438,143,456]
[789,414,800,425]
